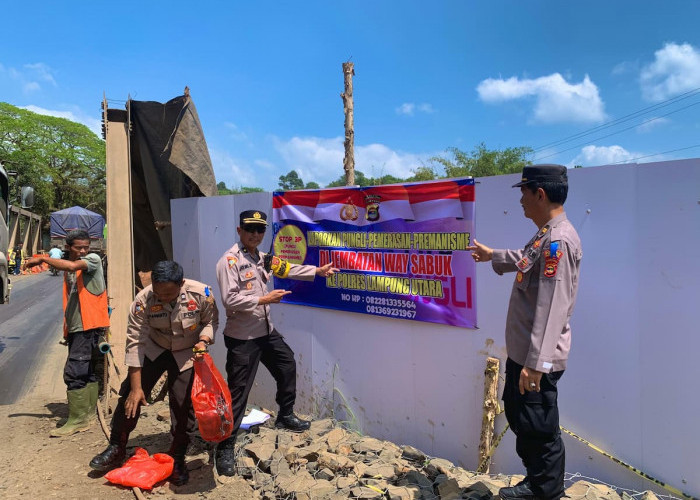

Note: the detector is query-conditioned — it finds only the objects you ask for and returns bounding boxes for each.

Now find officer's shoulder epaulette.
[183,279,211,297]
[135,285,153,302]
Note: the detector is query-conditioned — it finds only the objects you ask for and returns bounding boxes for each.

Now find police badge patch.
[543,248,563,278]
[227,257,237,268]
[516,257,529,270]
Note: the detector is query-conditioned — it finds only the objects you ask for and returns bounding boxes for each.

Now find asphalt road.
[0,272,64,405]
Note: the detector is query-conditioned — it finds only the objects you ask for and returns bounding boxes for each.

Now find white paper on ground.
[240,408,271,429]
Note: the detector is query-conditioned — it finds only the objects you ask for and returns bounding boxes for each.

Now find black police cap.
[239,210,268,226]
[512,164,568,188]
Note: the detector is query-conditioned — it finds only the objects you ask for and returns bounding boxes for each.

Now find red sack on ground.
[104,448,173,489]
[191,352,234,442]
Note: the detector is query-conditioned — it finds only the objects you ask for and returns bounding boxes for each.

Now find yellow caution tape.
[559,425,697,500]
[476,423,510,473]
[478,420,696,499]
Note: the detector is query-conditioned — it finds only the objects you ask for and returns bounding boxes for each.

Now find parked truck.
[1,162,36,303]
[49,206,106,254]
[0,164,9,303]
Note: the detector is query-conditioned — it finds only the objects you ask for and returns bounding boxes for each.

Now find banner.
[271,178,476,328]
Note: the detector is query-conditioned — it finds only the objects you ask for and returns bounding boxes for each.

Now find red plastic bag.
[104,448,173,489]
[192,353,234,442]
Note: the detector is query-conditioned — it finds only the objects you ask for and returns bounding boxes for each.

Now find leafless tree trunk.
[341,62,355,186]
[478,357,501,473]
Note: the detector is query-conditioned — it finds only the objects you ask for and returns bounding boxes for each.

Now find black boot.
[169,457,189,486]
[90,444,126,472]
[168,442,189,486]
[90,429,129,472]
[499,480,541,500]
[215,436,236,476]
[275,413,310,432]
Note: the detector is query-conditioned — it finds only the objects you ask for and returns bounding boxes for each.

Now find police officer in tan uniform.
[89,260,218,486]
[468,165,582,500]
[213,210,337,476]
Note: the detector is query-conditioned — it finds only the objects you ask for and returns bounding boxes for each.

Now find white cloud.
[23,82,41,93]
[570,145,642,166]
[0,61,57,94]
[477,73,607,123]
[224,122,250,144]
[24,63,57,86]
[21,105,102,136]
[209,149,260,188]
[612,60,638,76]
[396,103,415,115]
[636,117,670,133]
[274,136,432,186]
[395,102,435,116]
[640,42,700,102]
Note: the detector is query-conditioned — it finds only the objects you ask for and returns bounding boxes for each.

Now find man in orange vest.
[24,229,109,436]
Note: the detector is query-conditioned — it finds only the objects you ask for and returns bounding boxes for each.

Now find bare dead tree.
[341,62,355,186]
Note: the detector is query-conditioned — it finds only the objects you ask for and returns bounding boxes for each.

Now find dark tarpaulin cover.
[129,94,216,274]
[50,206,105,238]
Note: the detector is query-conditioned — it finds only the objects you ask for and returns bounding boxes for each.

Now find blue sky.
[2,1,700,191]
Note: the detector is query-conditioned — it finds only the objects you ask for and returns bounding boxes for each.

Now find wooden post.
[478,357,501,473]
[341,62,355,186]
[103,95,135,402]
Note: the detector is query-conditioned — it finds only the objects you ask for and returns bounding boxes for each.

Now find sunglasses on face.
[242,225,266,234]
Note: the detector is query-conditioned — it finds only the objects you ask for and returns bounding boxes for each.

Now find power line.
[533,86,700,153]
[533,99,700,162]
[610,143,700,164]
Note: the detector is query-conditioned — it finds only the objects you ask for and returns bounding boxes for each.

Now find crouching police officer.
[89,260,218,486]
[213,210,337,476]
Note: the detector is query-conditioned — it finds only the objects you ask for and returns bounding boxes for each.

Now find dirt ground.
[0,329,255,500]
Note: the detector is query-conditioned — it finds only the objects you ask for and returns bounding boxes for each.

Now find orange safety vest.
[62,270,110,338]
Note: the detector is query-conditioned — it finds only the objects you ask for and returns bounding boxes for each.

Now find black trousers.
[63,329,101,390]
[110,351,195,453]
[503,358,565,499]
[224,329,297,435]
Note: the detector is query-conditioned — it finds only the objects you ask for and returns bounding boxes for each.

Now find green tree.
[0,102,105,219]
[278,170,305,190]
[217,181,264,195]
[326,170,371,187]
[405,165,437,182]
[304,181,320,189]
[233,186,264,194]
[429,143,533,178]
[217,181,233,195]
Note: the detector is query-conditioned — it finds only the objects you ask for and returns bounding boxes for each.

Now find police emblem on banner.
[364,194,381,222]
[339,197,359,221]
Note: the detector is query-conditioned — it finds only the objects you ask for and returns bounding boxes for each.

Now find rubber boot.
[168,443,189,486]
[89,429,129,472]
[50,386,92,437]
[215,435,236,476]
[86,382,99,422]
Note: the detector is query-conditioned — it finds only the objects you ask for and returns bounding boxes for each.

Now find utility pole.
[341,61,355,186]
